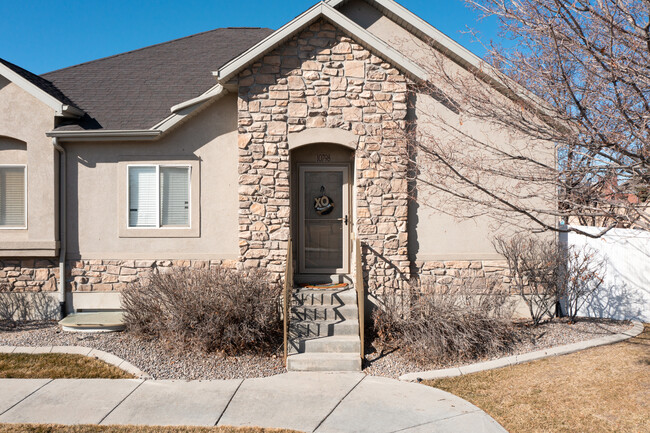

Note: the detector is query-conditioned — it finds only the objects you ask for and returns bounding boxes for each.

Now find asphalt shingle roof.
[40,27,273,131]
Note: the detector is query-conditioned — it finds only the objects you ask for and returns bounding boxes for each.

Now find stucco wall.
[340,0,556,264]
[0,77,59,257]
[65,95,240,261]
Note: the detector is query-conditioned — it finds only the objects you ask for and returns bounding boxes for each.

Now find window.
[0,165,26,228]
[128,165,190,228]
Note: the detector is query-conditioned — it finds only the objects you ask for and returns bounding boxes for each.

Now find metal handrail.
[355,236,365,361]
[283,237,293,365]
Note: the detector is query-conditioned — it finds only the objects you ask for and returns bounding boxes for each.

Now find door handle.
[335,216,349,225]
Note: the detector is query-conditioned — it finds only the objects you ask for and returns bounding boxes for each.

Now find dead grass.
[0,353,133,379]
[425,324,650,433]
[0,425,301,433]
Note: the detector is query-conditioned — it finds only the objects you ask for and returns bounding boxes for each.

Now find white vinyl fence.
[561,226,650,322]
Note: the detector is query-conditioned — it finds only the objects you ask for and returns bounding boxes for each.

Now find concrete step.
[286,352,362,372]
[293,288,356,307]
[289,335,361,354]
[289,319,359,337]
[291,304,358,321]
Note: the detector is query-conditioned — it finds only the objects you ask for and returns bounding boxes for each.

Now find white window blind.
[160,167,189,226]
[0,166,26,227]
[128,165,190,228]
[128,166,158,227]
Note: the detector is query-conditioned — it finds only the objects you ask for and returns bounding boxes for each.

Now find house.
[0,0,550,320]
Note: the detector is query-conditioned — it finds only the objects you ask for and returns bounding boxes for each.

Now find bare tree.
[406,0,650,235]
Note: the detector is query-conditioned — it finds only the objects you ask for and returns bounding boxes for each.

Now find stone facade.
[2,259,241,293]
[67,259,237,292]
[414,260,512,292]
[0,259,58,292]
[237,20,410,294]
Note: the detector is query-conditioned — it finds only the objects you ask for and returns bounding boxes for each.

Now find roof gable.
[0,58,83,118]
[214,2,427,84]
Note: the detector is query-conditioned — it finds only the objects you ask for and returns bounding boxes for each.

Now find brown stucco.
[64,95,240,260]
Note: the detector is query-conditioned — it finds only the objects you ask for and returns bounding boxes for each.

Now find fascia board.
[46,130,162,142]
[0,63,83,117]
[214,2,427,83]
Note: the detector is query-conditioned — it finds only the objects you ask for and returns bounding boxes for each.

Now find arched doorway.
[290,142,355,279]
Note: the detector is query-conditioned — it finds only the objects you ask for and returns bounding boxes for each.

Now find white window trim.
[0,164,27,230]
[126,163,192,230]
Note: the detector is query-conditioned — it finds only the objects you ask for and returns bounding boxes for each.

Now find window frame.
[118,159,200,239]
[0,164,27,230]
[126,163,192,230]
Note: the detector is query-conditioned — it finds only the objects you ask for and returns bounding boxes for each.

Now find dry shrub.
[493,235,562,325]
[373,277,519,366]
[494,235,607,325]
[121,266,282,355]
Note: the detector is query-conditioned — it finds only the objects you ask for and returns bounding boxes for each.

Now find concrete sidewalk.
[0,373,507,433]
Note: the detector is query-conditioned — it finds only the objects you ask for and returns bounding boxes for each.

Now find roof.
[41,27,273,131]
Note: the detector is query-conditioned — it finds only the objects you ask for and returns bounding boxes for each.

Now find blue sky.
[1,0,500,75]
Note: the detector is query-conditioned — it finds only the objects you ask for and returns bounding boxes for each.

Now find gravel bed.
[1,318,631,380]
[0,322,285,380]
[363,318,633,378]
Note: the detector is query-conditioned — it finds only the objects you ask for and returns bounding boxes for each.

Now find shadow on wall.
[0,292,60,323]
[564,226,650,322]
[583,281,648,322]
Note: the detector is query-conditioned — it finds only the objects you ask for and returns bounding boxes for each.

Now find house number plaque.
[316,153,331,162]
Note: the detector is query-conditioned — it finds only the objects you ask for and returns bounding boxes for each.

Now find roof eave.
[48,83,230,142]
[0,62,84,119]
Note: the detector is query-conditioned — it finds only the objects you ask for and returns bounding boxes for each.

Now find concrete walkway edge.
[0,345,150,379]
[400,320,644,382]
[0,374,508,432]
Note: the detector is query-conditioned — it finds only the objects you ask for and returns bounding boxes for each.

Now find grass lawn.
[0,353,133,379]
[426,323,650,433]
[0,425,301,433]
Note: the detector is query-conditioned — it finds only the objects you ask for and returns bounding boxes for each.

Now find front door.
[298,165,350,274]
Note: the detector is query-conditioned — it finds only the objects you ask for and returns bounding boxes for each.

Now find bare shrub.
[373,277,518,366]
[121,266,282,355]
[559,246,606,322]
[493,235,562,325]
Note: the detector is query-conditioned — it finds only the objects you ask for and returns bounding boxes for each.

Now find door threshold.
[294,274,353,285]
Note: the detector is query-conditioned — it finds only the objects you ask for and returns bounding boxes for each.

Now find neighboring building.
[0,0,550,315]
